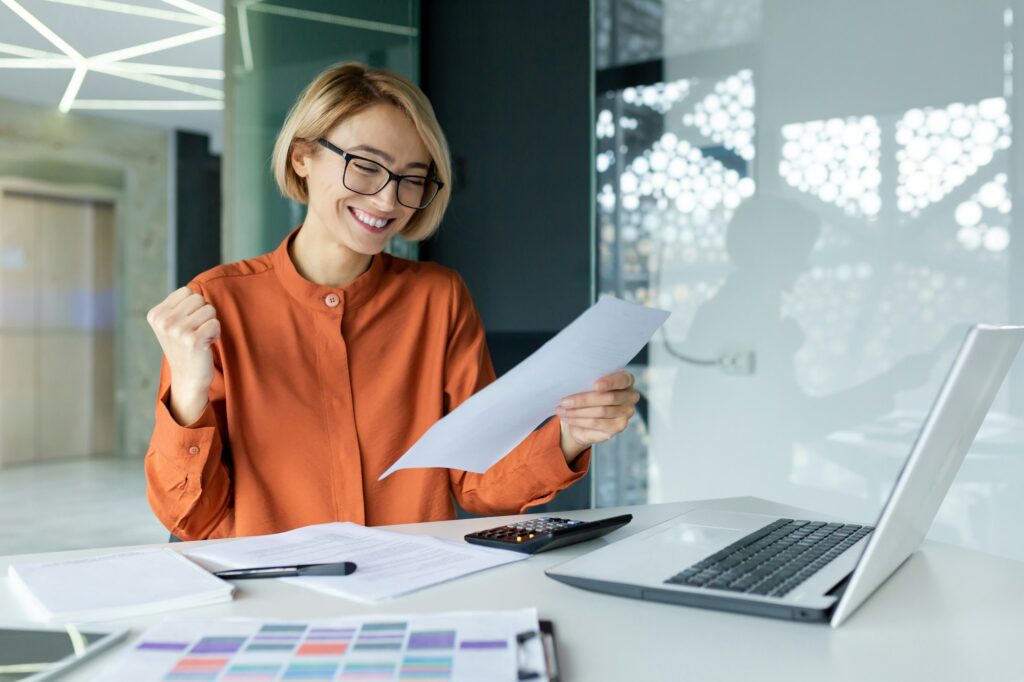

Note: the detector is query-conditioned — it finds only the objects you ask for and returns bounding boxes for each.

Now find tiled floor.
[0,457,169,556]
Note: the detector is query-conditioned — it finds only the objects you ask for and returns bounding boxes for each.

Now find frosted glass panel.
[593,0,1024,561]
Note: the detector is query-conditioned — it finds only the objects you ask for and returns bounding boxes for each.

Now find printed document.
[186,522,526,603]
[380,296,670,478]
[7,549,233,622]
[94,608,548,682]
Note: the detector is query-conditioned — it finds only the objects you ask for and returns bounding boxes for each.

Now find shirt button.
[188,445,200,455]
[324,293,340,308]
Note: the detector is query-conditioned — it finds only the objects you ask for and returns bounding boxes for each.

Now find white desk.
[2,497,1022,681]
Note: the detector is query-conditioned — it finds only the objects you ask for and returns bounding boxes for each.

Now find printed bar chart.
[94,609,546,682]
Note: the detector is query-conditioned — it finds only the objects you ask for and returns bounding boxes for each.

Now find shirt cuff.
[517,418,591,512]
[151,384,220,466]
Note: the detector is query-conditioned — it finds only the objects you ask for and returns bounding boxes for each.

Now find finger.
[560,388,639,409]
[567,426,613,445]
[557,403,635,419]
[561,415,630,433]
[186,303,217,328]
[173,292,208,318]
[594,370,633,392]
[195,318,221,346]
[164,286,194,307]
[147,287,194,326]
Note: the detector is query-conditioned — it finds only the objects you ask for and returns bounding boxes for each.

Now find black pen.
[214,561,357,580]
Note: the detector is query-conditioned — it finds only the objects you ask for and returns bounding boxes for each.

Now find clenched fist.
[146,286,221,425]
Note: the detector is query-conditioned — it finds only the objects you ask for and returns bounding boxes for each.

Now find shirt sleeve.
[144,283,234,540]
[444,273,591,516]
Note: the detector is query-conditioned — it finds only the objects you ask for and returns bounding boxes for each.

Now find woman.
[145,63,638,540]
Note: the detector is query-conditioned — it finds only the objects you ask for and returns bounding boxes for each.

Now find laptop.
[546,324,1024,627]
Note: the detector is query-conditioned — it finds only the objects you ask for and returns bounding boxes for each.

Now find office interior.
[0,0,1022,573]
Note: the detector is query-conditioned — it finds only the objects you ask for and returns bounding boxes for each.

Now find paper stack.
[8,548,234,622]
[185,521,527,603]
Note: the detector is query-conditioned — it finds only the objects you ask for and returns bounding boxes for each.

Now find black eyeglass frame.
[316,138,444,209]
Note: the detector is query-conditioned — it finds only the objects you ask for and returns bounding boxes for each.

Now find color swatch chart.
[94,609,547,682]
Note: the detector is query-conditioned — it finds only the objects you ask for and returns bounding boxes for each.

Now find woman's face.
[294,104,431,255]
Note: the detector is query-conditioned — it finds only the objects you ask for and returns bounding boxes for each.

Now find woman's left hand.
[556,370,639,463]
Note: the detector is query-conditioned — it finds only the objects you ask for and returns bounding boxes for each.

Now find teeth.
[353,208,389,229]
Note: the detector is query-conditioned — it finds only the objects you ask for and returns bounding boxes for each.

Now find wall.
[420,0,594,510]
[0,95,170,460]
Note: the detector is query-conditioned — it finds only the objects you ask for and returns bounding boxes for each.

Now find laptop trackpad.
[649,523,740,547]
[648,509,773,552]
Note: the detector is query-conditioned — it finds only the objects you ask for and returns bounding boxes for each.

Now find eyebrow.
[349,144,430,172]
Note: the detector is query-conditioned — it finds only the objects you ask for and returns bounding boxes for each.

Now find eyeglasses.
[316,138,444,210]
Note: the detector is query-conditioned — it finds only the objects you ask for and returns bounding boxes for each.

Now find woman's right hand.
[146,286,221,425]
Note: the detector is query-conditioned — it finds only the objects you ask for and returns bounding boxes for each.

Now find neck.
[290,219,374,288]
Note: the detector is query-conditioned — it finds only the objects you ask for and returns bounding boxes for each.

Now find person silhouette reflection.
[654,195,935,507]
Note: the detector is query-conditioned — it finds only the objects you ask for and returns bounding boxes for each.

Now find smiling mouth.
[349,207,394,232]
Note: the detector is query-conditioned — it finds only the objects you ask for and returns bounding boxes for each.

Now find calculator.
[464,514,633,554]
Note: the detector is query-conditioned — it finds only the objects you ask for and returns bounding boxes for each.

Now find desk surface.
[1,497,1022,682]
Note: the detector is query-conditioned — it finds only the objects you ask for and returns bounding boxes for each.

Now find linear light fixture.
[89,65,223,99]
[237,4,254,72]
[0,0,225,114]
[0,0,83,60]
[98,62,224,80]
[0,57,74,68]
[0,41,65,59]
[58,65,86,112]
[160,0,223,25]
[90,25,224,64]
[71,99,223,110]
[246,3,419,37]
[39,0,218,26]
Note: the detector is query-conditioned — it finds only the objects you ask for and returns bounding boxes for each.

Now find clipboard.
[516,620,561,681]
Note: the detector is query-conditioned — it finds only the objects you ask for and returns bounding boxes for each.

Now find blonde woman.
[145,63,639,540]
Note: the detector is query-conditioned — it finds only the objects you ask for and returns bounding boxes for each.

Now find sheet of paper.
[185,522,526,603]
[7,549,233,622]
[94,609,547,682]
[381,295,670,478]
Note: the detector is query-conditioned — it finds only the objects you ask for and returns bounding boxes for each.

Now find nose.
[371,179,399,211]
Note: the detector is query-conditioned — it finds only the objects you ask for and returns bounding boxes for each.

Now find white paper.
[185,522,526,603]
[7,548,233,622]
[381,296,670,478]
[94,609,547,682]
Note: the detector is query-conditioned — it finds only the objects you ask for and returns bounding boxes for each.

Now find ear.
[290,141,313,179]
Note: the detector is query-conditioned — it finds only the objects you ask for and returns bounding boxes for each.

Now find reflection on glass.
[593,0,1024,561]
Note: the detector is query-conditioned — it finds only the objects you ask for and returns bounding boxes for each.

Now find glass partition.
[224,0,420,262]
[592,0,1024,561]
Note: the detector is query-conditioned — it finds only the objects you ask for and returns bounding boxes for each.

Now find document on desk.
[185,522,527,603]
[380,296,670,479]
[7,549,233,622]
[94,609,549,682]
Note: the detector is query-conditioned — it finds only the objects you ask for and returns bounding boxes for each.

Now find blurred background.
[1,1,1022,566]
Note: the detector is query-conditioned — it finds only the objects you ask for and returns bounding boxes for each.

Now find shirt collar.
[272,226,388,313]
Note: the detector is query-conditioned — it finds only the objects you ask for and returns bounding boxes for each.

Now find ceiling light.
[39,0,218,25]
[0,0,83,59]
[98,62,223,80]
[71,99,223,110]
[90,25,224,64]
[160,0,224,25]
[58,65,87,112]
[89,65,223,99]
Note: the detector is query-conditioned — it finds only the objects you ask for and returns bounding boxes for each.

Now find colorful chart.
[93,609,545,682]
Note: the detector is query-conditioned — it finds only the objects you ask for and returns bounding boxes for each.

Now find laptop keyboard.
[665,518,873,598]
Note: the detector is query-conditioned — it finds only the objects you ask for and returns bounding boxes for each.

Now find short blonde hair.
[272,62,451,241]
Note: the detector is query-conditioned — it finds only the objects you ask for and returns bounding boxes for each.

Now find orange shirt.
[145,228,590,540]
